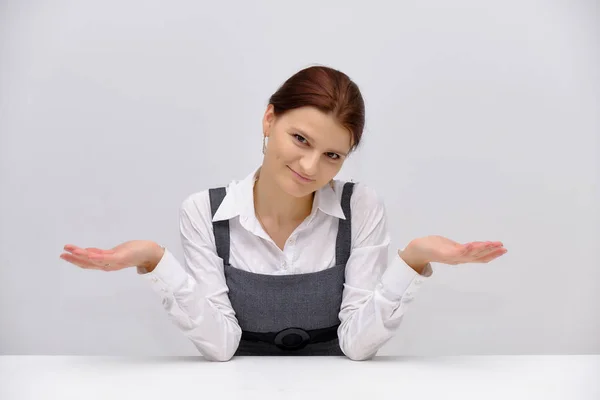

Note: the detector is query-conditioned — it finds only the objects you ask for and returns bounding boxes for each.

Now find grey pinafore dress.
[208,181,355,356]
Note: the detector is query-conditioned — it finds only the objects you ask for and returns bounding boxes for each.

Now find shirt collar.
[212,165,346,222]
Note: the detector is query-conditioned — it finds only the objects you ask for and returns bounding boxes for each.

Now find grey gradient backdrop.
[1,0,598,356]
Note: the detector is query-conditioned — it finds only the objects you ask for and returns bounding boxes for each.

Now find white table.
[1,355,598,399]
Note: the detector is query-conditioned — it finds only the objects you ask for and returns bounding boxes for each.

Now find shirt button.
[151,277,158,283]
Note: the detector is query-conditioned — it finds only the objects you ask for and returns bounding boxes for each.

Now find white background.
[0,0,598,356]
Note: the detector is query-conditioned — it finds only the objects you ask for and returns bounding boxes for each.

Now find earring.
[262,135,268,154]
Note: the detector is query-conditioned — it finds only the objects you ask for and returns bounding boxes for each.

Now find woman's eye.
[293,134,307,144]
[294,133,340,160]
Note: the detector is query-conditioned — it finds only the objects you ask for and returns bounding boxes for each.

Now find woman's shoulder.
[183,173,244,203]
[331,179,385,212]
[177,189,212,229]
[331,179,388,242]
[177,181,234,221]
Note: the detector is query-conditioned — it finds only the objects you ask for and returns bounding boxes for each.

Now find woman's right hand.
[60,240,163,272]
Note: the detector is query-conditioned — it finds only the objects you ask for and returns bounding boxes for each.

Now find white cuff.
[138,248,188,294]
[379,248,433,302]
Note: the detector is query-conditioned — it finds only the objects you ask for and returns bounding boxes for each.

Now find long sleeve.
[337,184,433,361]
[138,195,241,361]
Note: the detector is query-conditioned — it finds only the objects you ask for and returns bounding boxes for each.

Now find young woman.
[61,65,507,361]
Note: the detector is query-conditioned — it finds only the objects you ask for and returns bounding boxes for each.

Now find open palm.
[411,235,507,265]
[60,240,156,271]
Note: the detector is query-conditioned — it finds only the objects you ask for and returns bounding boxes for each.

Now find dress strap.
[208,187,230,265]
[335,182,355,266]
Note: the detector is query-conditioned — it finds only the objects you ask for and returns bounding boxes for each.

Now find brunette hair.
[268,65,365,153]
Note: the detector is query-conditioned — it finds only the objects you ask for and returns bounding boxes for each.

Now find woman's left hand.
[406,235,508,266]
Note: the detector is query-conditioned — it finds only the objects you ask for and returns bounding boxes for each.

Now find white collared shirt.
[140,166,433,361]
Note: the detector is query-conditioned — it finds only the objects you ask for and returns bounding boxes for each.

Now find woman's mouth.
[288,166,314,183]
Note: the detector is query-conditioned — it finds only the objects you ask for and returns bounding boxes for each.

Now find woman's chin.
[278,176,313,198]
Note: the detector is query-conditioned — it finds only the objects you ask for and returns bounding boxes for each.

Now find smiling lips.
[288,166,314,183]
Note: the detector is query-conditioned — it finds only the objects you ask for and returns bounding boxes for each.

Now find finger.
[470,242,503,258]
[62,253,116,271]
[61,251,113,270]
[64,244,84,254]
[65,250,113,272]
[86,248,119,261]
[462,242,488,256]
[87,249,117,260]
[86,247,116,254]
[65,246,112,257]
[73,251,117,270]
[71,248,96,258]
[454,242,504,264]
[68,247,89,257]
[471,243,493,257]
[475,248,508,263]
[60,253,103,270]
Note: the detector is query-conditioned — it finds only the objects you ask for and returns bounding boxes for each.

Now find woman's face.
[261,104,353,198]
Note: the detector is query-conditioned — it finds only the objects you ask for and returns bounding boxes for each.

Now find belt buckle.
[274,327,310,351]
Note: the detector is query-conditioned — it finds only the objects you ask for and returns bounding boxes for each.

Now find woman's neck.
[253,169,314,226]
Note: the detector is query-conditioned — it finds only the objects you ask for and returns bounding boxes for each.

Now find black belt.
[241,324,340,351]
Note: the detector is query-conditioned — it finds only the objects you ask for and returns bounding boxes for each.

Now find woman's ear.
[262,104,275,137]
